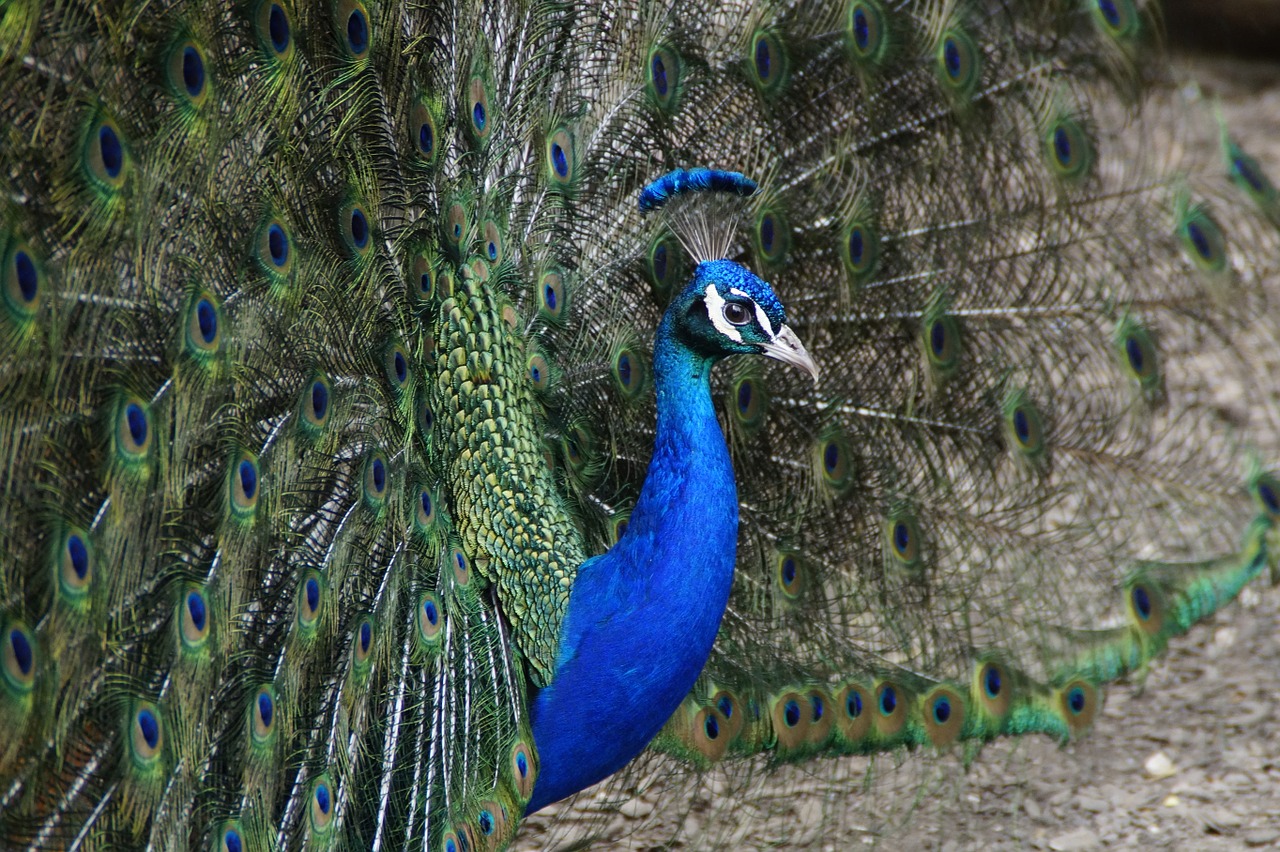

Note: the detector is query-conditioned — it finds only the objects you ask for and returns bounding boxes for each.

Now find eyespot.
[410,101,438,165]
[57,528,93,601]
[546,127,575,185]
[256,217,294,280]
[814,431,854,494]
[337,0,370,58]
[165,40,209,108]
[363,451,388,507]
[1003,392,1046,461]
[443,202,469,254]
[835,682,873,743]
[527,353,551,391]
[115,397,153,463]
[468,75,492,142]
[749,30,787,95]
[385,343,411,392]
[217,822,245,852]
[85,118,128,190]
[352,616,375,673]
[414,485,438,534]
[178,587,211,651]
[509,740,537,801]
[872,681,907,736]
[130,700,164,766]
[1092,0,1140,39]
[1178,207,1227,273]
[923,313,960,373]
[297,571,324,633]
[1058,679,1098,735]
[612,347,645,398]
[1114,318,1159,391]
[936,29,979,96]
[647,234,680,295]
[974,659,1012,719]
[920,686,965,745]
[184,290,222,357]
[1045,118,1093,181]
[1253,472,1280,520]
[884,511,922,568]
[722,300,751,326]
[775,552,805,599]
[2,620,36,695]
[846,1,888,65]
[450,546,470,586]
[754,208,789,266]
[537,269,568,323]
[300,373,332,433]
[417,592,443,646]
[608,511,631,545]
[647,45,681,111]
[256,1,294,59]
[229,451,260,518]
[3,241,43,321]
[841,220,880,284]
[310,776,335,832]
[730,375,769,433]
[1126,580,1164,636]
[250,684,278,745]
[482,219,504,265]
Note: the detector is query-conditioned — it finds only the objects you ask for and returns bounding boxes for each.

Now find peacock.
[2,0,1279,848]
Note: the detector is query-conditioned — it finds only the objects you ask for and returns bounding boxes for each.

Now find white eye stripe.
[753,302,775,338]
[703,283,744,343]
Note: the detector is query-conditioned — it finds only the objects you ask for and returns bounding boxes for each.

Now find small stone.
[1048,827,1101,852]
[1246,828,1280,847]
[1145,751,1178,779]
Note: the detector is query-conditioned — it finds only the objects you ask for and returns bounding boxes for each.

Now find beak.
[759,325,819,383]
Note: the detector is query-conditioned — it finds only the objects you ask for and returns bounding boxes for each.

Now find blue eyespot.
[473,101,486,131]
[932,696,951,724]
[194,298,217,344]
[651,54,668,96]
[182,46,205,97]
[1131,585,1152,620]
[350,208,369,248]
[783,699,801,727]
[983,665,1001,698]
[1067,685,1086,714]
[551,142,568,177]
[754,37,771,78]
[704,713,720,739]
[238,460,257,500]
[879,686,896,715]
[99,125,123,178]
[268,224,288,267]
[14,250,37,304]
[136,707,160,750]
[268,3,291,54]
[347,9,368,55]
[846,689,862,717]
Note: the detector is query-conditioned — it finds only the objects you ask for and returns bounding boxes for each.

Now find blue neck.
[526,314,739,812]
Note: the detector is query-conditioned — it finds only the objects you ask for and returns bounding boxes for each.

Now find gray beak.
[759,325,819,383]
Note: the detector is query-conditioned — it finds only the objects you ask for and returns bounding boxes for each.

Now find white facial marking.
[703,284,744,343]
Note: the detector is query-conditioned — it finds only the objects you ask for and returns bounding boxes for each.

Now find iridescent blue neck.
[526,312,739,812]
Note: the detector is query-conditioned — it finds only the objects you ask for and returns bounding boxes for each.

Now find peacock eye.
[722,301,751,326]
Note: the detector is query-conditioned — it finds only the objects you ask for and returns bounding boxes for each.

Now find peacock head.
[670,258,819,381]
[640,168,819,382]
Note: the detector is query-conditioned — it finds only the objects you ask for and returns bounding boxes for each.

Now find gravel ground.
[519,54,1280,852]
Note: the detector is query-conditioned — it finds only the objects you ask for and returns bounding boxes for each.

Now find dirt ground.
[519,54,1280,852]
